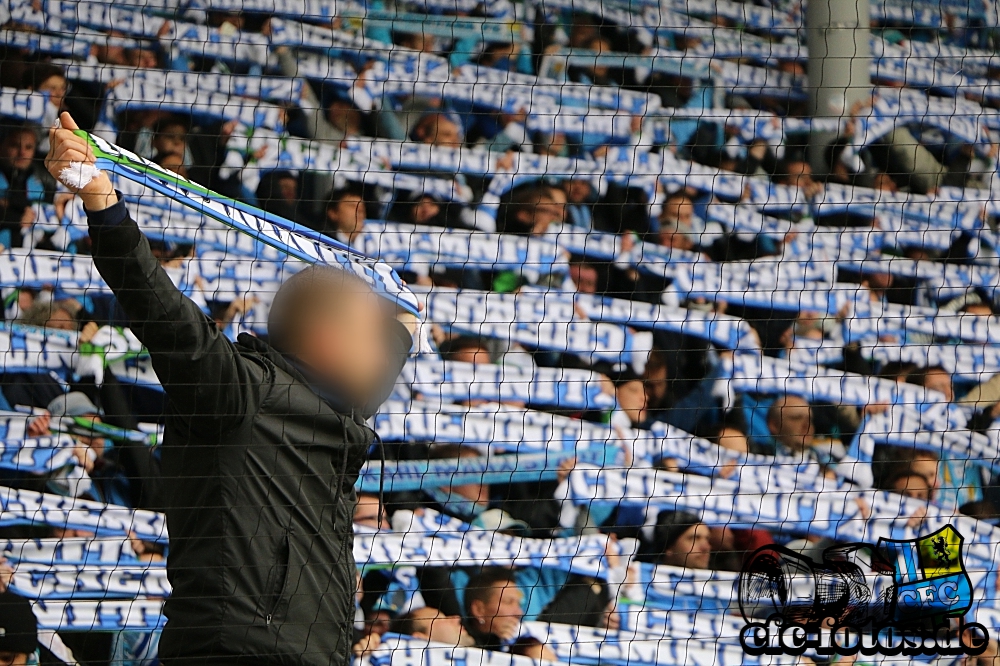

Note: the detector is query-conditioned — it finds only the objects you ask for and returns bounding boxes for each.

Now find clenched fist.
[44,112,118,212]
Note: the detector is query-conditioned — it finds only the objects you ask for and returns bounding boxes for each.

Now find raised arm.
[45,113,263,431]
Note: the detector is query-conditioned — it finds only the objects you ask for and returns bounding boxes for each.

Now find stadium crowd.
[2,0,1000,664]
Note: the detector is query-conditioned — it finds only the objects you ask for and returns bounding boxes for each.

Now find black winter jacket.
[88,200,411,666]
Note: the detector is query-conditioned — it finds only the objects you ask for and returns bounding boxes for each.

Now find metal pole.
[806,0,872,173]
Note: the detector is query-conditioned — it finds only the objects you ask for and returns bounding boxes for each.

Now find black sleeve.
[88,199,266,433]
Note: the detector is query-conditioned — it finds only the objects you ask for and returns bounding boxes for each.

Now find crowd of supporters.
[2,0,1000,664]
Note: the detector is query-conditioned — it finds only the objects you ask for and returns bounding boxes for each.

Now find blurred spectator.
[393,607,476,646]
[412,113,465,149]
[0,126,45,250]
[643,510,713,570]
[317,185,367,243]
[463,568,525,649]
[497,186,564,236]
[354,493,390,531]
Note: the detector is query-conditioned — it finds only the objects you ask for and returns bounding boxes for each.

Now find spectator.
[907,364,955,402]
[393,607,476,646]
[425,444,491,520]
[766,394,814,456]
[439,337,492,365]
[0,590,38,666]
[497,186,564,236]
[0,126,45,250]
[773,158,823,199]
[354,493,390,530]
[317,185,367,243]
[645,510,713,570]
[887,470,933,501]
[463,568,525,649]
[412,113,465,148]
[568,262,599,294]
[256,170,303,224]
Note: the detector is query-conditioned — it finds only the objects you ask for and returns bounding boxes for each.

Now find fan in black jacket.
[46,113,415,666]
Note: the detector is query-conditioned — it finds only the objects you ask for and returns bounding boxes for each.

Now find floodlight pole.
[806,0,872,174]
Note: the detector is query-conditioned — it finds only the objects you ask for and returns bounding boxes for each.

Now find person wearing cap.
[46,391,105,469]
[644,510,713,570]
[0,590,38,666]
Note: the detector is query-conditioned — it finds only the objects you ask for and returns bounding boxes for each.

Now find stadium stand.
[2,0,1000,663]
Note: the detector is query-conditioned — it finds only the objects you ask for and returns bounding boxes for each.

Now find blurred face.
[0,652,29,666]
[127,48,159,69]
[76,414,107,457]
[37,74,67,110]
[1,131,37,171]
[663,523,712,570]
[153,125,187,158]
[891,473,932,501]
[716,427,749,454]
[768,397,814,452]
[470,581,524,640]
[328,100,361,135]
[922,369,954,402]
[518,196,564,236]
[909,455,940,494]
[564,179,592,204]
[420,118,463,148]
[616,380,647,426]
[411,607,475,646]
[660,195,694,228]
[644,363,668,405]
[451,344,490,366]
[45,307,76,331]
[327,194,366,239]
[412,197,441,225]
[570,263,598,294]
[297,288,394,407]
[158,153,187,177]
[784,161,814,189]
[353,493,388,530]
[277,176,298,202]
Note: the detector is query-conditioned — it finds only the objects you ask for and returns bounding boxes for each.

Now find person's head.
[353,493,389,530]
[715,425,750,455]
[0,591,37,666]
[20,299,79,331]
[889,471,932,501]
[429,444,489,508]
[394,607,475,646]
[766,394,814,452]
[151,118,188,159]
[464,568,524,641]
[410,195,442,226]
[653,510,712,570]
[643,351,670,407]
[658,191,697,249]
[47,392,106,455]
[125,46,160,69]
[615,379,647,426]
[775,159,815,190]
[325,186,367,239]
[908,451,941,495]
[0,128,38,171]
[267,266,403,408]
[659,190,695,228]
[24,65,67,111]
[412,113,464,148]
[569,262,599,294]
[156,152,188,177]
[440,337,491,366]
[501,186,564,236]
[909,365,954,402]
[327,98,362,136]
[562,178,593,204]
